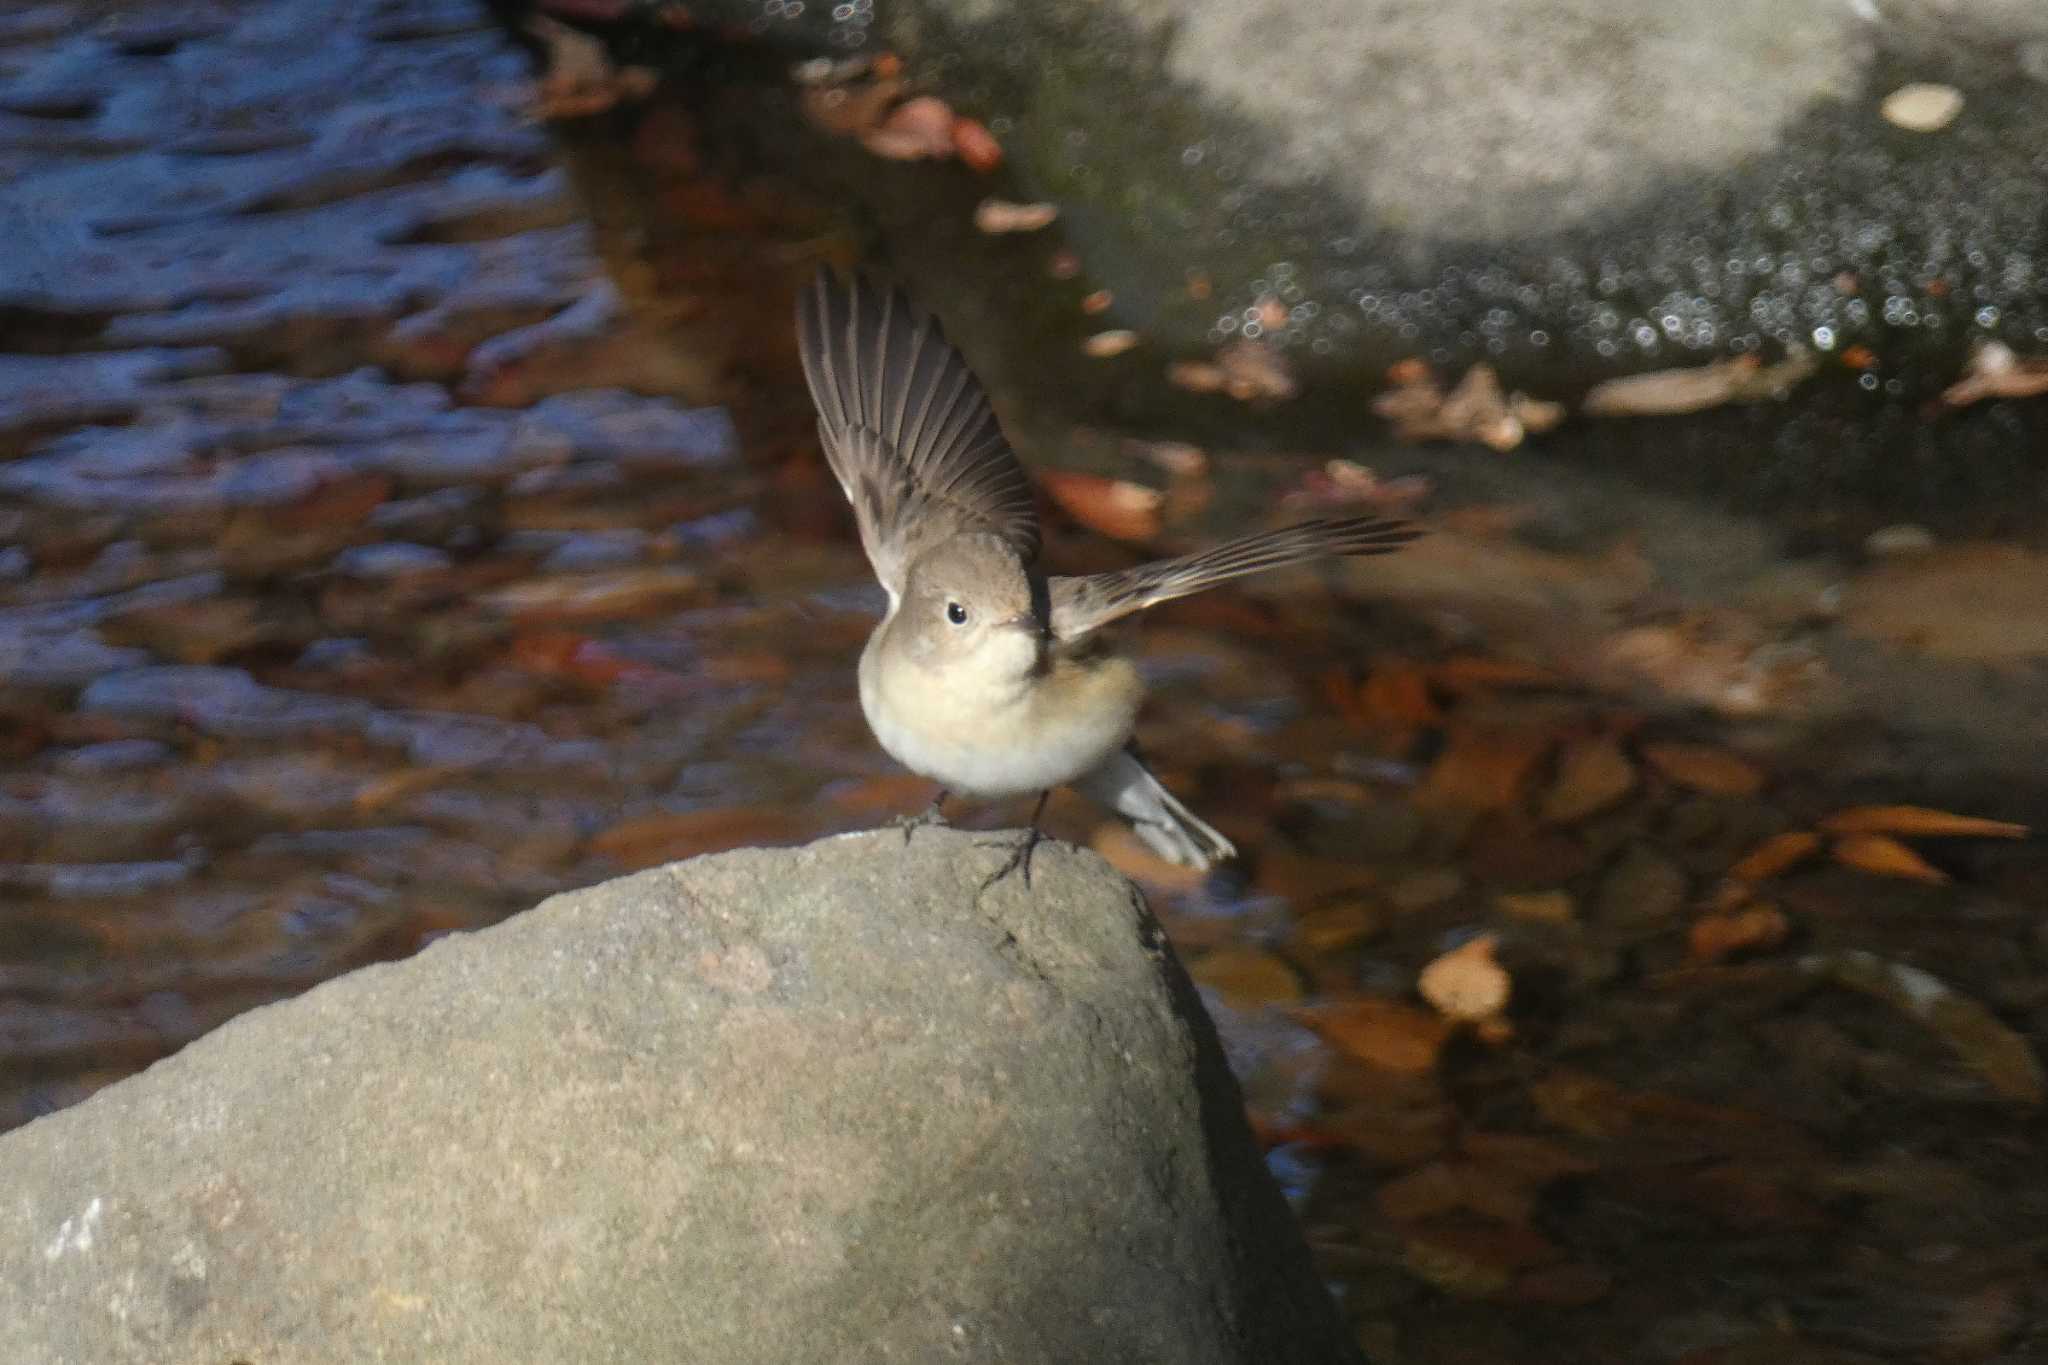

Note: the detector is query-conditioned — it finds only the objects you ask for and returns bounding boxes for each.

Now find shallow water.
[4,8,2047,1359]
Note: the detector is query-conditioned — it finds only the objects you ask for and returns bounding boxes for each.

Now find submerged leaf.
[1830,832,1949,884]
[1639,741,1766,797]
[1294,999,1451,1074]
[1818,805,2027,839]
[1418,934,1511,1022]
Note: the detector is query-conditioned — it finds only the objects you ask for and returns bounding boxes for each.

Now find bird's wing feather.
[1047,516,1421,641]
[796,269,1039,599]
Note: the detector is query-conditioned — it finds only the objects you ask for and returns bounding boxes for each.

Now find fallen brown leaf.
[1039,470,1164,542]
[951,115,1003,171]
[973,198,1057,233]
[1582,349,1816,417]
[861,95,957,160]
[1688,903,1792,963]
[1373,363,1561,452]
[1415,725,1555,816]
[1818,804,2027,839]
[1540,734,1636,824]
[1940,341,2048,409]
[1294,999,1452,1074]
[1167,359,1229,394]
[1726,830,1823,882]
[1830,832,1949,884]
[1081,329,1139,358]
[1216,338,1298,401]
[1418,934,1511,1022]
[1188,945,1305,1008]
[1639,740,1767,797]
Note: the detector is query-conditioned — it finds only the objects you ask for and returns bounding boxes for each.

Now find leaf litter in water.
[1293,998,1451,1074]
[1414,724,1555,818]
[1817,805,2027,839]
[1417,933,1511,1022]
[1539,733,1636,824]
[1799,950,2045,1104]
[1727,830,1823,883]
[1188,945,1305,1008]
[1038,470,1164,542]
[1829,832,1949,884]
[1638,740,1767,797]
[1688,902,1792,963]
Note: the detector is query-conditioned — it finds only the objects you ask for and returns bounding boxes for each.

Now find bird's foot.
[976,825,1045,892]
[889,792,950,846]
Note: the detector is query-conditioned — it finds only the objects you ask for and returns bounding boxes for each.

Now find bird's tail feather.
[1076,749,1236,871]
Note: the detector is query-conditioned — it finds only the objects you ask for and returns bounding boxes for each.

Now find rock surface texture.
[0,830,1361,1365]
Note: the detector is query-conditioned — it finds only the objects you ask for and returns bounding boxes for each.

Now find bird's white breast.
[858,624,1142,799]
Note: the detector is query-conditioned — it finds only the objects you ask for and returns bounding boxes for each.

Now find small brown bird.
[797,269,1420,882]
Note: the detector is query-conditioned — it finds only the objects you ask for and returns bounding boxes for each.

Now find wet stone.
[35,782,196,861]
[78,665,372,739]
[540,530,647,572]
[0,628,152,690]
[511,390,738,467]
[368,487,479,538]
[331,542,454,579]
[0,858,196,898]
[362,711,610,775]
[293,638,371,671]
[54,739,173,774]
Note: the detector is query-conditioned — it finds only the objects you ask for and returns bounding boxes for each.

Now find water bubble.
[1975,306,2001,328]
[1181,145,1204,167]
[1858,372,1880,390]
[1529,330,1550,346]
[1812,325,1836,349]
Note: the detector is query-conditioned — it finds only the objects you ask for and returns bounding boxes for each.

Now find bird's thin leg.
[979,791,1051,890]
[890,788,950,845]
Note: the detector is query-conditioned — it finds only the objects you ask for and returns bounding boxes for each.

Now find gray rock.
[0,626,152,690]
[78,665,372,739]
[537,528,647,572]
[0,831,1359,1365]
[54,740,173,775]
[330,540,454,578]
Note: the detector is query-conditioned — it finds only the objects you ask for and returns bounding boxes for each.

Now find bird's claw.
[977,826,1044,891]
[889,797,950,846]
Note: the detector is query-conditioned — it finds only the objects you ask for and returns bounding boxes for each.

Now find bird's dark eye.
[946,601,968,625]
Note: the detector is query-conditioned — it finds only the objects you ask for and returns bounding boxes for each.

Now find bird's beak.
[1000,613,1043,637]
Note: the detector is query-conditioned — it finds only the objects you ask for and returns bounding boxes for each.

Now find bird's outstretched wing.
[796,269,1040,600]
[1047,516,1422,641]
